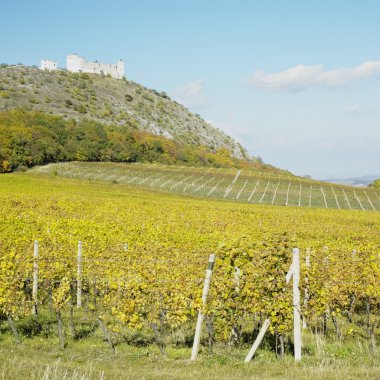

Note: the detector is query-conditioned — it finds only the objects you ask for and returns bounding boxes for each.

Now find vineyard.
[33,162,380,211]
[1,172,380,378]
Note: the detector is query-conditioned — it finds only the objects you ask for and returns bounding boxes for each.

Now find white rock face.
[40,59,58,71]
[66,54,124,79]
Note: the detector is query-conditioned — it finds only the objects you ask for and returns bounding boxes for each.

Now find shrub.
[1,160,12,172]
[74,104,87,113]
[100,109,112,118]
[142,93,154,102]
[15,164,28,172]
[369,179,380,188]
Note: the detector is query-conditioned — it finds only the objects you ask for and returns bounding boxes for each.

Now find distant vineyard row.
[33,162,380,211]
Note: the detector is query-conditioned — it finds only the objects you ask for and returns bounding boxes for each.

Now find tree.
[369,179,380,188]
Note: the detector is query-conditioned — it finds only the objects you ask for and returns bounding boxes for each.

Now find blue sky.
[1,0,380,178]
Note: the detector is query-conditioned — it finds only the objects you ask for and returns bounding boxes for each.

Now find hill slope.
[0,109,287,173]
[0,65,247,158]
[32,161,380,211]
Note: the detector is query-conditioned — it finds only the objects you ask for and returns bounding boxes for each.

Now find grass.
[1,332,380,380]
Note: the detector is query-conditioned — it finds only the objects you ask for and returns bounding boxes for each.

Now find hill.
[0,109,285,173]
[0,64,247,158]
[324,175,380,187]
[32,161,380,211]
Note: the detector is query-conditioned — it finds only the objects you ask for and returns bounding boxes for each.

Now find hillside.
[0,109,286,173]
[0,64,247,158]
[32,161,380,211]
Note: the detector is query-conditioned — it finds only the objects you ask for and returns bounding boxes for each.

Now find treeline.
[0,109,267,173]
[369,179,380,188]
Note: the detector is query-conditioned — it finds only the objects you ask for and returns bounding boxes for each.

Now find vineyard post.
[286,248,301,361]
[231,266,241,342]
[244,318,270,362]
[292,248,302,361]
[32,240,39,315]
[191,253,215,361]
[303,248,310,329]
[77,241,82,307]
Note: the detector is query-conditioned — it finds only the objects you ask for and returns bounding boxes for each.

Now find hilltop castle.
[66,55,124,79]
[40,59,58,71]
[40,54,125,79]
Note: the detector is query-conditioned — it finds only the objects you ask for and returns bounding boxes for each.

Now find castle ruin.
[39,54,125,79]
[40,59,58,71]
[66,54,124,79]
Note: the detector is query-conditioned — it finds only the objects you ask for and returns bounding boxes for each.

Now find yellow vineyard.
[0,172,380,353]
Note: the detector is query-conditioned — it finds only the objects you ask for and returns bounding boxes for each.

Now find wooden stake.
[57,310,65,349]
[98,316,116,354]
[303,248,310,329]
[286,248,302,361]
[353,190,365,210]
[309,185,312,207]
[77,241,82,307]
[7,315,20,344]
[248,179,259,202]
[244,318,270,362]
[32,240,39,315]
[292,248,302,361]
[191,253,215,361]
[286,182,291,206]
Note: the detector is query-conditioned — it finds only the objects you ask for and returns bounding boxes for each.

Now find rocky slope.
[0,65,247,158]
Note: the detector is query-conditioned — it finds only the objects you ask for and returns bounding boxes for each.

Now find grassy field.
[1,332,380,380]
[32,162,380,211]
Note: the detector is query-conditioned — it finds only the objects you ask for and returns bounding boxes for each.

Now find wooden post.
[244,318,270,362]
[303,248,310,329]
[191,253,215,361]
[231,266,242,343]
[292,248,302,361]
[32,240,39,315]
[77,241,82,308]
[234,266,241,291]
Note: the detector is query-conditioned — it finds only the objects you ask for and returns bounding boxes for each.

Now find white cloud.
[346,105,362,115]
[346,105,380,115]
[172,79,208,109]
[247,61,380,91]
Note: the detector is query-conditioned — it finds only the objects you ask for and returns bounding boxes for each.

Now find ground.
[1,332,380,380]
